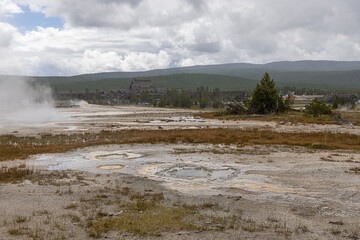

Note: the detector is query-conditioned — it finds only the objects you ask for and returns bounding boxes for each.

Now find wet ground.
[26,143,360,220]
[1,104,360,136]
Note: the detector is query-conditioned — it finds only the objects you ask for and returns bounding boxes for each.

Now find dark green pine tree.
[249,72,285,114]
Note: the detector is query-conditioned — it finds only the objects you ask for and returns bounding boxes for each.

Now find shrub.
[225,103,246,115]
[304,98,332,117]
[332,96,339,109]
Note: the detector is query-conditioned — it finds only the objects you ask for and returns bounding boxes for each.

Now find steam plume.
[0,78,56,126]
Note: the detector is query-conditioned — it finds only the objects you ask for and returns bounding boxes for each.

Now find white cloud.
[0,22,16,47]
[60,49,171,74]
[0,0,22,17]
[1,0,360,75]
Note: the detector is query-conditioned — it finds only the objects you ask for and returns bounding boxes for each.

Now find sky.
[0,0,360,76]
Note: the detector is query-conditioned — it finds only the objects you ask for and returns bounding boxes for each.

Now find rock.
[235,196,242,201]
[329,221,344,226]
[108,211,123,217]
[19,180,32,186]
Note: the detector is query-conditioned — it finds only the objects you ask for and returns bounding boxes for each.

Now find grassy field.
[1,128,360,161]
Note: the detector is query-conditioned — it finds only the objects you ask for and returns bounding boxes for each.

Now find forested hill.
[76,60,360,79]
[2,60,360,91]
[37,74,257,92]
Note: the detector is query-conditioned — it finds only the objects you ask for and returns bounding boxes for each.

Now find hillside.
[3,59,355,79]
[2,60,360,92]
[45,74,257,92]
[74,60,360,79]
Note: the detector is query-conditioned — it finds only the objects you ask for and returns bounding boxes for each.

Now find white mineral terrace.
[26,143,360,218]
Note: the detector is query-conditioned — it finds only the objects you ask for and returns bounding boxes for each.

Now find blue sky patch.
[9,5,63,33]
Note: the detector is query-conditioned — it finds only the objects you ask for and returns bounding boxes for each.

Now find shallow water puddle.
[96,164,126,170]
[172,168,210,178]
[157,164,239,181]
[91,152,142,160]
[32,150,143,173]
[231,182,298,193]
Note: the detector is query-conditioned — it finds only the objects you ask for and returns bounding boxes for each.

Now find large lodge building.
[59,79,166,102]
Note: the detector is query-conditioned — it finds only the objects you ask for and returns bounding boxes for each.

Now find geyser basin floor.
[2,104,360,136]
[27,143,360,218]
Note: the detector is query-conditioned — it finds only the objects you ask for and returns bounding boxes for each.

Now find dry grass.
[1,128,360,161]
[335,110,360,125]
[64,203,78,210]
[8,228,24,236]
[348,167,360,174]
[198,111,337,124]
[201,109,360,126]
[0,165,34,183]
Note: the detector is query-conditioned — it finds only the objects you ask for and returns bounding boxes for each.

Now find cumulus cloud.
[1,0,360,76]
[0,0,22,18]
[0,22,16,47]
[61,49,171,74]
[18,0,200,29]
[0,0,21,48]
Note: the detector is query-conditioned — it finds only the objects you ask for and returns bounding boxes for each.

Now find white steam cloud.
[0,78,56,127]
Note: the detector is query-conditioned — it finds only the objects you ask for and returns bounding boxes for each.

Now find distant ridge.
[2,60,360,91]
[262,60,360,72]
[75,60,360,79]
[3,60,360,78]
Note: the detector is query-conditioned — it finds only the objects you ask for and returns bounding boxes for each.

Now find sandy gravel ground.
[1,143,359,239]
[1,104,360,239]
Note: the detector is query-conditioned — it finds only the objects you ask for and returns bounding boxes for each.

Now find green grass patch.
[87,202,200,237]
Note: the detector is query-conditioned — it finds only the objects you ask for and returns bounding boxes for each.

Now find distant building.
[57,78,247,106]
[58,79,166,102]
[129,79,157,94]
[282,94,296,102]
[128,79,166,98]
